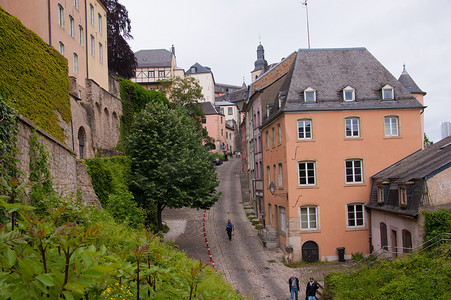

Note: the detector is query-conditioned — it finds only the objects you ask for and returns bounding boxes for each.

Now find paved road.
[163,158,341,299]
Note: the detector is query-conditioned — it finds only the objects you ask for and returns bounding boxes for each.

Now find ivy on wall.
[118,78,168,146]
[0,98,20,180]
[0,7,70,143]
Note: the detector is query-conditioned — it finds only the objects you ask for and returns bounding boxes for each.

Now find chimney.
[171,44,176,56]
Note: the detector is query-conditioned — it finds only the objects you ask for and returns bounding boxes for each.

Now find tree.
[101,0,137,79]
[126,102,220,230]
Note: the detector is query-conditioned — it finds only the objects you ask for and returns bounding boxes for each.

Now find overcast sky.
[120,0,450,142]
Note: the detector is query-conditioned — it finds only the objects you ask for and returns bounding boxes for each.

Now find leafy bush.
[352,252,364,262]
[423,209,451,244]
[324,245,451,299]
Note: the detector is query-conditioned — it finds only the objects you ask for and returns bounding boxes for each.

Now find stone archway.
[302,241,319,263]
[77,126,86,159]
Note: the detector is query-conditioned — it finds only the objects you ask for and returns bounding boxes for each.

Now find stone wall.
[16,115,101,208]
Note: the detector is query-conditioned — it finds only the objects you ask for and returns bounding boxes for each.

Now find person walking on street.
[305,277,319,300]
[225,219,234,241]
[288,275,300,300]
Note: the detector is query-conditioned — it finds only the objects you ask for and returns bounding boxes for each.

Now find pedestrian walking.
[305,277,319,300]
[225,219,234,241]
[288,275,300,300]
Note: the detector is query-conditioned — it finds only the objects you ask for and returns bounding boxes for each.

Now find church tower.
[251,43,268,82]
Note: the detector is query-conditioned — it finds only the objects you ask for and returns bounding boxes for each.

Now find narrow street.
[164,157,292,299]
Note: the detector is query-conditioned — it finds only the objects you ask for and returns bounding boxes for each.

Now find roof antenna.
[302,0,311,49]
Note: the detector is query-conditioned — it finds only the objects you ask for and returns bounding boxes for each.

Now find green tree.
[126,102,220,230]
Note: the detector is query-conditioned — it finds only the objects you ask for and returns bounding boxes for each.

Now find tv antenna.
[302,0,311,49]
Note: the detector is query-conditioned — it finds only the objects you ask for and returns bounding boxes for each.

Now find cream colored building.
[185,63,215,103]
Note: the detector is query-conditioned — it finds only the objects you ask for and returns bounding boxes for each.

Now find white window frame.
[298,161,316,186]
[73,52,78,74]
[57,4,64,28]
[278,163,283,188]
[297,119,312,140]
[377,186,384,203]
[345,118,360,138]
[304,87,316,102]
[98,13,102,34]
[280,207,286,233]
[277,123,281,145]
[90,35,95,56]
[69,15,74,37]
[267,166,271,186]
[228,107,233,115]
[78,25,84,46]
[347,204,364,228]
[158,70,165,78]
[58,41,64,55]
[345,159,363,184]
[300,206,318,230]
[382,84,394,100]
[74,0,79,10]
[399,185,407,206]
[343,86,355,101]
[265,131,269,150]
[384,116,399,137]
[148,71,155,78]
[271,127,275,147]
[99,42,103,63]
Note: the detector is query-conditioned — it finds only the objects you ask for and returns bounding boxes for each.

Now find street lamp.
[268,182,288,199]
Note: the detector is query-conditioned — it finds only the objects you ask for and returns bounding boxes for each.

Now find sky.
[120,0,451,142]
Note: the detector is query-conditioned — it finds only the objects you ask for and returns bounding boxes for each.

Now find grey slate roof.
[398,66,426,95]
[186,63,212,74]
[215,87,248,104]
[371,135,451,183]
[202,102,220,115]
[279,48,424,113]
[135,49,173,68]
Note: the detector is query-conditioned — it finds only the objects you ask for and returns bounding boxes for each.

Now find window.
[228,107,233,115]
[343,86,355,101]
[201,117,206,124]
[382,84,394,100]
[347,204,364,227]
[297,120,312,140]
[57,4,64,28]
[271,127,275,147]
[278,163,283,188]
[221,117,223,124]
[402,230,412,253]
[304,87,316,102]
[58,42,64,55]
[98,13,102,33]
[377,186,384,203]
[221,129,223,136]
[298,161,316,186]
[380,222,388,250]
[300,206,317,230]
[158,70,165,78]
[90,35,95,56]
[384,116,399,137]
[219,107,224,115]
[273,164,276,186]
[267,166,271,186]
[74,0,79,10]
[399,186,407,206]
[280,207,286,232]
[268,204,272,225]
[277,123,281,145]
[148,71,155,78]
[69,15,74,37]
[90,4,94,25]
[99,43,103,63]
[73,53,78,73]
[345,159,363,184]
[78,25,84,45]
[265,131,269,150]
[345,118,360,138]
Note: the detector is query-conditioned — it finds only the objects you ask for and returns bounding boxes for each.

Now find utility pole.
[302,0,311,49]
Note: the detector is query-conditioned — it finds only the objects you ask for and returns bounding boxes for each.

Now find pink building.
[261,48,425,262]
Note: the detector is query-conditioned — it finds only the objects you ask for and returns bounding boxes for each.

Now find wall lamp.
[269,182,288,199]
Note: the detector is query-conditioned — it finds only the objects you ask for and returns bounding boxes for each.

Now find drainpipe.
[84,0,89,79]
[47,0,52,46]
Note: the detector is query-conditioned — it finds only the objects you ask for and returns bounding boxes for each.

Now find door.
[302,241,319,263]
[391,230,397,258]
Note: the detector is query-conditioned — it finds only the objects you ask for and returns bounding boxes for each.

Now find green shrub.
[352,252,364,262]
[423,209,451,244]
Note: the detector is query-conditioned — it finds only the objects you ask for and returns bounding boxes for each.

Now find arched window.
[402,229,412,253]
[77,127,86,159]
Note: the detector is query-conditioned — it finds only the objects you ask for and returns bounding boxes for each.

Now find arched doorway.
[78,127,86,159]
[302,241,319,263]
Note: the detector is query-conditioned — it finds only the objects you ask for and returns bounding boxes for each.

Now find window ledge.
[383,136,402,139]
[344,137,363,141]
[297,185,319,189]
[345,226,367,232]
[300,229,320,233]
[344,183,366,187]
[296,139,315,143]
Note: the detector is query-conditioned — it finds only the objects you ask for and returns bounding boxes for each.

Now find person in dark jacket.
[225,219,234,240]
[288,275,300,300]
[305,277,319,300]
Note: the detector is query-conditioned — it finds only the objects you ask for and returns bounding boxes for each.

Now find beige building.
[1,0,122,159]
[131,46,184,90]
[185,63,215,103]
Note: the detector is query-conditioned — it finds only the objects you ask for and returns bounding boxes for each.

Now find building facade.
[261,48,425,262]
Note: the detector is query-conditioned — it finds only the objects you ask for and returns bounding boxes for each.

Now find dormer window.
[399,185,407,207]
[343,86,355,101]
[382,84,394,100]
[304,87,316,103]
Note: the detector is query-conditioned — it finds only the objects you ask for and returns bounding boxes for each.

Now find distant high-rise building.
[442,122,451,138]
